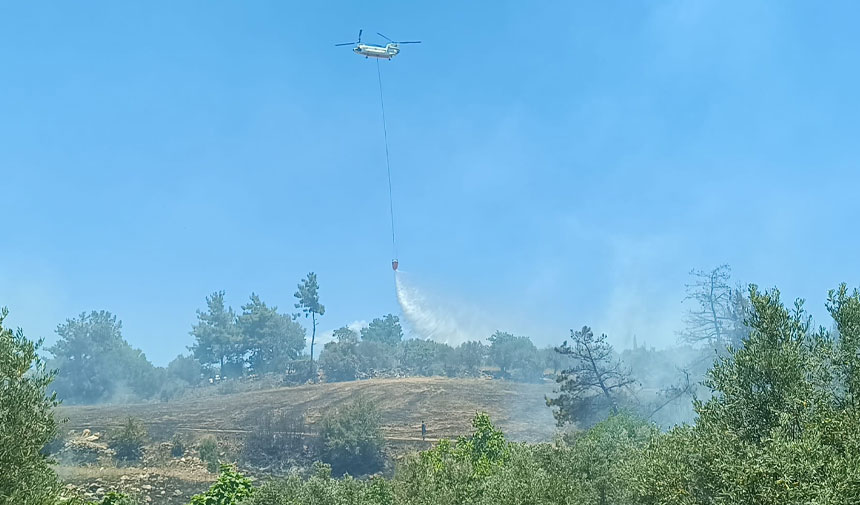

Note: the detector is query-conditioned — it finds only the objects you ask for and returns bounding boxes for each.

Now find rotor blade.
[377,32,394,42]
[397,41,421,44]
[358,29,362,42]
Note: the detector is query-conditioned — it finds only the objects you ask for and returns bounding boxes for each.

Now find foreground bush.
[244,463,394,505]
[0,307,61,505]
[190,464,253,505]
[623,285,860,505]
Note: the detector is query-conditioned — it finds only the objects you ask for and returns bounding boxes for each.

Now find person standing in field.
[421,421,427,441]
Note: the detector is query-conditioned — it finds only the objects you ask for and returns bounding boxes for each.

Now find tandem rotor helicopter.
[335,29,421,60]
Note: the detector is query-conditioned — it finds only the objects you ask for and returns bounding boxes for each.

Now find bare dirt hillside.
[59,377,558,444]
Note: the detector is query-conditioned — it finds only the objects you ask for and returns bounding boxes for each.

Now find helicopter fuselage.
[353,43,400,59]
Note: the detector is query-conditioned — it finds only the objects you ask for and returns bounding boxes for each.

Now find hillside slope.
[60,377,558,444]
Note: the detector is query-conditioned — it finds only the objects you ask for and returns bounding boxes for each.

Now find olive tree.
[0,307,61,504]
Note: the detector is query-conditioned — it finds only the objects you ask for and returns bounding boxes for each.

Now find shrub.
[395,412,510,505]
[317,396,385,475]
[0,307,61,504]
[243,463,395,505]
[189,464,253,505]
[108,417,147,462]
[170,433,186,458]
[198,435,220,473]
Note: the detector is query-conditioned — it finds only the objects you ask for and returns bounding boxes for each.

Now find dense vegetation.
[193,283,860,504]
[9,270,860,502]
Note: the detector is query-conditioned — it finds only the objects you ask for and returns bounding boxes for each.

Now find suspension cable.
[376,58,397,260]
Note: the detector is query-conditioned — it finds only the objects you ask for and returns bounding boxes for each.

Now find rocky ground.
[54,429,218,504]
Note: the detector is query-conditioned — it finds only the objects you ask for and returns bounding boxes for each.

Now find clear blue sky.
[2,1,859,365]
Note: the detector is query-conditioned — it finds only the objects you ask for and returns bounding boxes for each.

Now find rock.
[96,488,105,494]
[160,490,166,495]
[173,490,182,496]
[82,429,91,437]
[142,485,152,490]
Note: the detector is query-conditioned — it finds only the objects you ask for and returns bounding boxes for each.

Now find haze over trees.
[38,268,746,411]
[487,331,539,379]
[547,326,636,428]
[681,264,750,351]
[196,283,860,505]
[47,311,161,404]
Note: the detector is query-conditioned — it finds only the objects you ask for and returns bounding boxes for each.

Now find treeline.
[318,318,561,382]
[41,276,567,405]
[40,289,309,404]
[42,305,562,405]
[42,265,746,405]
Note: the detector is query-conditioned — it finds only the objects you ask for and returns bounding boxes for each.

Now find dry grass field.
[54,377,558,502]
[59,377,558,443]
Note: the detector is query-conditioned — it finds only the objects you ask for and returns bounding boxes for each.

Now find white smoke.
[394,272,493,345]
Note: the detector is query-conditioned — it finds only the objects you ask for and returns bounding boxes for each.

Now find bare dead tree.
[546,326,636,427]
[680,265,735,348]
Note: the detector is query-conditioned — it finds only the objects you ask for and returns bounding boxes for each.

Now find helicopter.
[335,30,421,60]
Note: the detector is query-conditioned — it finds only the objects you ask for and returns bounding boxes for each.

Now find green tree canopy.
[455,341,486,376]
[628,285,860,504]
[319,340,359,382]
[399,338,448,376]
[48,310,160,403]
[238,293,306,373]
[332,326,359,344]
[360,314,403,346]
[487,331,537,375]
[166,354,203,384]
[190,291,240,374]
